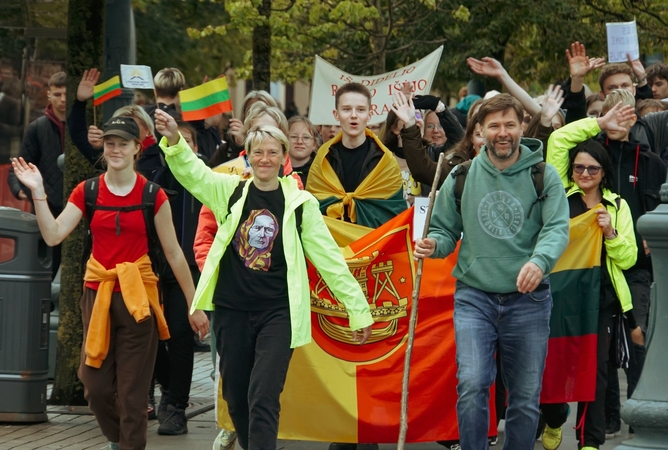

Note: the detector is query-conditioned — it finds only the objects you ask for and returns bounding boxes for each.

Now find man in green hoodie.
[413,94,569,450]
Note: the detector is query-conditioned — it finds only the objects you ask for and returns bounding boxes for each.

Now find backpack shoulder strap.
[452,160,473,213]
[142,180,160,239]
[84,176,101,222]
[227,180,247,215]
[531,162,546,199]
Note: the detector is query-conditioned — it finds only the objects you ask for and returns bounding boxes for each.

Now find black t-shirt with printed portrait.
[213,182,289,310]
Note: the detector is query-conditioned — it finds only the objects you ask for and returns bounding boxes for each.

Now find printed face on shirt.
[333,92,370,140]
[233,209,279,271]
[248,214,276,250]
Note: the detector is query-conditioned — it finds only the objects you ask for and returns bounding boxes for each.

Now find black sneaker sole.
[157,426,188,436]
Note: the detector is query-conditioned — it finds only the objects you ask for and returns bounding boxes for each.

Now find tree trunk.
[370,0,386,74]
[50,0,104,406]
[252,0,271,91]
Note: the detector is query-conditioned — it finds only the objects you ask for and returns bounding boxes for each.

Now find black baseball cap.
[102,117,140,141]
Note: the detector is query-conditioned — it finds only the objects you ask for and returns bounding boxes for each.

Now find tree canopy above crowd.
[162,0,668,94]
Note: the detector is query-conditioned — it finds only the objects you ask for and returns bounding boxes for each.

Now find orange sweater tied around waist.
[83,254,170,368]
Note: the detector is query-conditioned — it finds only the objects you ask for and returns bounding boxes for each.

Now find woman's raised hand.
[11,157,45,195]
[390,91,416,128]
[154,109,180,146]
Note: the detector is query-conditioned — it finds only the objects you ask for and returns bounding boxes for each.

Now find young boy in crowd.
[306,82,406,228]
[646,62,668,100]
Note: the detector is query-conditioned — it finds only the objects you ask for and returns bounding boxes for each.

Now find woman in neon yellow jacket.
[154,109,372,450]
[540,132,637,450]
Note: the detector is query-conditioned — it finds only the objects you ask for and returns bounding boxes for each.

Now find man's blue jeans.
[453,280,552,450]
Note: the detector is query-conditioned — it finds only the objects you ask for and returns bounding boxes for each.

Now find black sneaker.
[605,421,621,439]
[157,404,188,435]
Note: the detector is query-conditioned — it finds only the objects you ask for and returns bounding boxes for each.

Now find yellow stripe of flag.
[93,75,121,95]
[179,77,229,103]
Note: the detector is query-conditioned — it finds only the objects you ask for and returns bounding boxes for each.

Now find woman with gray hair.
[155,109,373,450]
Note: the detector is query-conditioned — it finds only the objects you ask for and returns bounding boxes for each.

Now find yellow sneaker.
[580,447,598,450]
[541,425,563,450]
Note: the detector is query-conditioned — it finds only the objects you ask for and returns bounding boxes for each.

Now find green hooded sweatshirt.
[428,137,570,294]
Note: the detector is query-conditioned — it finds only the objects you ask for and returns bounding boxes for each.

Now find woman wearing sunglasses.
[539,136,640,450]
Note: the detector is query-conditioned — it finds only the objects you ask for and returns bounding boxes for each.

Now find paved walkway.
[0,352,635,449]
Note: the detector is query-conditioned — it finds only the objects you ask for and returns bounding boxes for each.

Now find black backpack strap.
[81,176,100,277]
[142,181,160,241]
[531,162,546,200]
[452,160,473,213]
[227,180,247,216]
[527,162,547,218]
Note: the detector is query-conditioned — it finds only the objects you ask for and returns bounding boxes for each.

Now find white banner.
[606,20,639,63]
[308,46,443,125]
[120,64,155,89]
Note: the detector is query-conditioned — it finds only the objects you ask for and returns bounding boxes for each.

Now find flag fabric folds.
[93,76,122,106]
[216,207,496,442]
[179,77,232,121]
[306,129,407,229]
[540,207,603,403]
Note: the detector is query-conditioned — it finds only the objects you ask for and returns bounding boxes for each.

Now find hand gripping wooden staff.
[397,152,446,450]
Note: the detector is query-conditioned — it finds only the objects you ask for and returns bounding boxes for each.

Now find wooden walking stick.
[397,152,446,450]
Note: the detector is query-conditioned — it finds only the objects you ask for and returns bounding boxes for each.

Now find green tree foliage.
[134,0,248,89]
[166,0,668,95]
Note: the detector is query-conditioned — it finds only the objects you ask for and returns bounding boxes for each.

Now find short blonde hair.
[242,90,278,121]
[245,125,290,155]
[243,102,288,136]
[112,105,155,137]
[602,89,635,115]
[154,68,186,98]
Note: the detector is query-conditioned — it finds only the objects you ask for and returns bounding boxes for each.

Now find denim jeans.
[453,280,552,450]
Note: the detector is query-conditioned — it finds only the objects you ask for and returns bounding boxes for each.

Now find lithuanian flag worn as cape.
[541,207,602,403]
[216,208,496,442]
[306,129,407,229]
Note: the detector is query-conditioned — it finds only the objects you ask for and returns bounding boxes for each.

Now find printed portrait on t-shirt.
[232,209,279,271]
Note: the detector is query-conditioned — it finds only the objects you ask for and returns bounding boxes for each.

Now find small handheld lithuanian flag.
[179,76,232,121]
[93,75,122,106]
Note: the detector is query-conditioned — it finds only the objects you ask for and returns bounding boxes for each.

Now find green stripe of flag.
[549,267,600,338]
[181,90,230,112]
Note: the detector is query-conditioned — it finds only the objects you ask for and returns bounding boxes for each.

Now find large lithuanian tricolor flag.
[540,207,602,403]
[216,207,496,442]
[179,76,232,121]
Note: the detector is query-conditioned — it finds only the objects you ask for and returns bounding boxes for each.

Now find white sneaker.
[100,443,119,450]
[213,429,237,450]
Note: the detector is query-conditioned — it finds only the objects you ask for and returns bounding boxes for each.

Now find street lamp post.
[615,179,668,449]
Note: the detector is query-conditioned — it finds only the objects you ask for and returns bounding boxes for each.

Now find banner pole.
[398,152,445,450]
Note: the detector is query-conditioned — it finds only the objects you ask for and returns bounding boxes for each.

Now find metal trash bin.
[0,207,52,422]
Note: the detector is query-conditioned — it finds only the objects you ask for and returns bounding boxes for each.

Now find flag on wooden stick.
[179,76,232,121]
[93,75,122,106]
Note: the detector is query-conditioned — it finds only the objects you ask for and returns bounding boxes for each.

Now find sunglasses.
[573,164,603,175]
